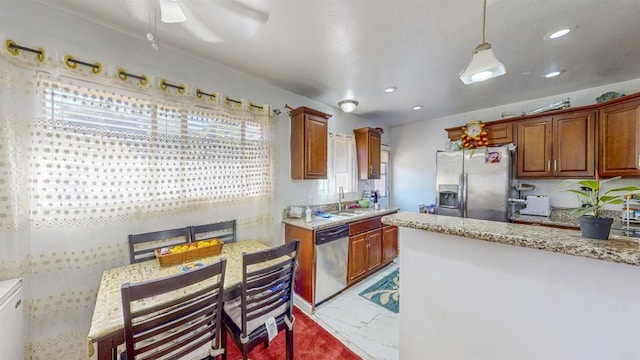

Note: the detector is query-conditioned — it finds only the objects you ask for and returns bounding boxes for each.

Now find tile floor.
[310,262,399,360]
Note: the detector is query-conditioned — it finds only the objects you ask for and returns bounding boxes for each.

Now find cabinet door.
[305,114,328,178]
[355,128,382,180]
[516,117,553,177]
[348,233,368,284]
[366,229,382,271]
[381,225,398,265]
[486,122,513,146]
[599,99,640,176]
[553,112,595,177]
[368,132,381,179]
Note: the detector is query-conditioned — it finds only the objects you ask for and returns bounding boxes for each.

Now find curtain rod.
[5,39,45,62]
[117,68,148,86]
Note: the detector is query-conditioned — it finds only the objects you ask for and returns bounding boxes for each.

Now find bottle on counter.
[305,207,312,223]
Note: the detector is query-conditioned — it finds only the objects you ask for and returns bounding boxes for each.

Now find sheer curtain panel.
[0,50,274,359]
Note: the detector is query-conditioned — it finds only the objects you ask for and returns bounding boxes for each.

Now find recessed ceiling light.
[549,28,571,39]
[544,27,575,40]
[545,71,562,78]
[412,105,423,111]
[384,87,397,93]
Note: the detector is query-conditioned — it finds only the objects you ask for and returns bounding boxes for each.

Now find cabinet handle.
[369,165,373,175]
[547,160,551,173]
[554,159,557,172]
[638,155,640,168]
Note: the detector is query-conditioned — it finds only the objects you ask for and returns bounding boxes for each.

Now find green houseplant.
[563,172,640,240]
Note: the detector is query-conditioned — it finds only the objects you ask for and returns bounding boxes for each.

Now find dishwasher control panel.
[315,225,350,245]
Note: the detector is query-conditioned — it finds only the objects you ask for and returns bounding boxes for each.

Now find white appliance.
[520,195,552,217]
[436,146,513,222]
[0,278,24,360]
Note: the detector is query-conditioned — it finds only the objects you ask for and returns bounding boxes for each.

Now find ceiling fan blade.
[214,0,269,24]
[159,0,186,23]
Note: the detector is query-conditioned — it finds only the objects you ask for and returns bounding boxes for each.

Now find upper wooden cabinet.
[516,111,595,178]
[446,121,513,146]
[354,127,382,179]
[598,96,640,177]
[290,106,331,179]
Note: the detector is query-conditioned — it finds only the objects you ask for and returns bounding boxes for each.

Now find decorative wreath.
[460,121,488,149]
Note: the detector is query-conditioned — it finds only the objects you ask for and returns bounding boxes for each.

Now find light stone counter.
[283,207,399,231]
[382,212,640,266]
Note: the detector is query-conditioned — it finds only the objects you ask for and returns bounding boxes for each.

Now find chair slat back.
[190,220,236,244]
[240,241,299,338]
[128,227,190,264]
[121,259,226,360]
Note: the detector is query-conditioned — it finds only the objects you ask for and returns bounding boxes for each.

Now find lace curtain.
[0,50,274,359]
[322,133,358,194]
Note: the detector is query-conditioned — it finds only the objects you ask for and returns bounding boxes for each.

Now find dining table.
[86,239,270,360]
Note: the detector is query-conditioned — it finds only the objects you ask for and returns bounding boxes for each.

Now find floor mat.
[359,269,399,313]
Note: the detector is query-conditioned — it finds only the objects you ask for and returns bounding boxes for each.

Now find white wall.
[400,227,640,359]
[390,78,640,213]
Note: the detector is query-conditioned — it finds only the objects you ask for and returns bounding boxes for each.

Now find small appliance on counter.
[520,195,551,217]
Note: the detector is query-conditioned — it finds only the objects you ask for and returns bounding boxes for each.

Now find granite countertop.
[509,207,624,229]
[382,212,640,267]
[283,207,400,230]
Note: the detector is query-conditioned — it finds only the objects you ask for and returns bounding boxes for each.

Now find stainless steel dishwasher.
[315,224,349,304]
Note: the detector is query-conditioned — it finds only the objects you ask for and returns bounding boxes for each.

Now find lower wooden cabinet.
[348,232,368,283]
[347,215,398,286]
[381,225,398,265]
[348,229,381,285]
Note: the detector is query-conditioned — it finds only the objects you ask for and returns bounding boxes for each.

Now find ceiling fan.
[127,0,270,44]
[157,0,269,24]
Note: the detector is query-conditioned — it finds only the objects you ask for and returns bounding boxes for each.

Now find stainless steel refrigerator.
[436,146,512,222]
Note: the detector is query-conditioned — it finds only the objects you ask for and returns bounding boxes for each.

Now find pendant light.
[338,99,358,113]
[459,0,506,84]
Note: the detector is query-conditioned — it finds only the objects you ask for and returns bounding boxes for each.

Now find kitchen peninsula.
[382,212,640,359]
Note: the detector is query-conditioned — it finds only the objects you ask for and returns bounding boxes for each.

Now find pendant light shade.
[459,42,506,84]
[459,0,506,84]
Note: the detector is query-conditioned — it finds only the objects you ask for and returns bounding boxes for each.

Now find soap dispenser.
[305,207,312,223]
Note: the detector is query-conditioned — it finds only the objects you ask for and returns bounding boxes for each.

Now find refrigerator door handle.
[458,172,464,217]
[462,172,469,218]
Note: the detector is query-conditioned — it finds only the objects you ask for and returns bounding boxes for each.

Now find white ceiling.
[36,0,640,127]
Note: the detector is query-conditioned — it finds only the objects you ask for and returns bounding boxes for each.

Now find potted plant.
[563,172,640,240]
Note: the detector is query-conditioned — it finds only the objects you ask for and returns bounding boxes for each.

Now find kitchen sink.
[335,212,357,217]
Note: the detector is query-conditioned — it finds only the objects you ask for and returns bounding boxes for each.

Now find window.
[373,149,389,197]
[319,133,357,195]
[33,77,272,225]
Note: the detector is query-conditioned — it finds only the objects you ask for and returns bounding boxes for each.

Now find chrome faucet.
[338,186,344,211]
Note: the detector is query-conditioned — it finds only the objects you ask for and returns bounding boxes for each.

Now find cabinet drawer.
[349,216,381,236]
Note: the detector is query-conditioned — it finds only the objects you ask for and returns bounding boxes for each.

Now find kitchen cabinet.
[354,127,382,179]
[290,106,331,179]
[516,111,595,178]
[381,225,398,265]
[598,96,640,177]
[284,224,315,304]
[445,121,513,146]
[348,216,382,285]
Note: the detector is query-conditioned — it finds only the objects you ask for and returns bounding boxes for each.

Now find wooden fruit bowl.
[155,240,223,267]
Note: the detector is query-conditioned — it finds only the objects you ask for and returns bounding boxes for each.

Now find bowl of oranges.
[155,238,224,267]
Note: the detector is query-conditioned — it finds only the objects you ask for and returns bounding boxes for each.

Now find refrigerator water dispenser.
[437,185,459,209]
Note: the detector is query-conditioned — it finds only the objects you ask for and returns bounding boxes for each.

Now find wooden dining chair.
[190,220,236,244]
[120,258,227,360]
[128,227,191,263]
[221,240,299,360]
